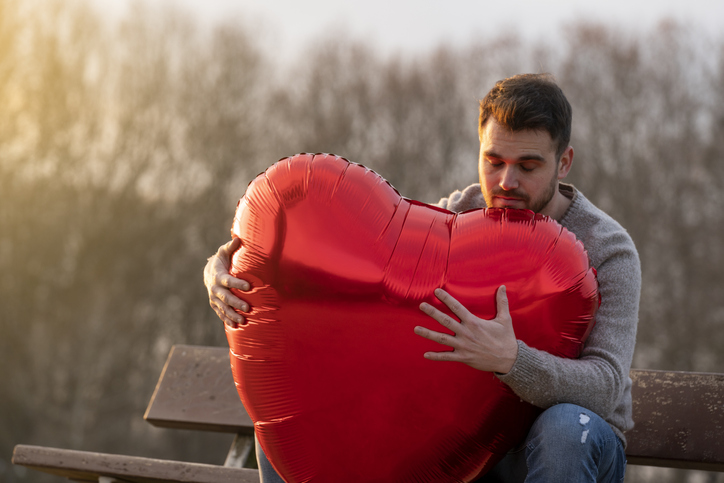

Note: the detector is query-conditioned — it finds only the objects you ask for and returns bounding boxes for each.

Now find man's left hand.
[414,286,518,374]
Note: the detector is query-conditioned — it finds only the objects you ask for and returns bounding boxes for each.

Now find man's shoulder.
[561,185,639,269]
[561,186,629,240]
[436,184,486,212]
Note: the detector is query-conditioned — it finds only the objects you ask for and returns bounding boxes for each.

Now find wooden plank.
[144,345,254,434]
[626,369,724,471]
[12,445,260,483]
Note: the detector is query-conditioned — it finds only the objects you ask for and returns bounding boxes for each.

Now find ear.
[557,146,574,180]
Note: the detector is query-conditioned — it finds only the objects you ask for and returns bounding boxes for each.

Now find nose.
[499,165,519,191]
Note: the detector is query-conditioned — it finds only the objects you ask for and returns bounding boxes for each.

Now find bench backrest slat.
[144,345,254,434]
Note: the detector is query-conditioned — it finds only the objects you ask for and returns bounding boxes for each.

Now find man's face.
[478,119,572,217]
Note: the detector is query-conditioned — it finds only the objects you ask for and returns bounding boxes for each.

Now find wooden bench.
[13,344,724,481]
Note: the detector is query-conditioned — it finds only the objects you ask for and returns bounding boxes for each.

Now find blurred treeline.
[1,0,723,482]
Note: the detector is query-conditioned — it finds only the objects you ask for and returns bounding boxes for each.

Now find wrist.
[496,340,519,375]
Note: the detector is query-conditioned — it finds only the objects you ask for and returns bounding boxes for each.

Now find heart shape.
[226,153,598,482]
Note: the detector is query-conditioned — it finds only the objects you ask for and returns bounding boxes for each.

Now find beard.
[484,170,558,214]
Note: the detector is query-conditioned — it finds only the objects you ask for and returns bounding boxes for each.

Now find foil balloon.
[226,153,598,482]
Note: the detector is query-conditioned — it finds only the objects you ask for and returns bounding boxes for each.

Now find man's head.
[479,73,572,159]
[477,74,574,218]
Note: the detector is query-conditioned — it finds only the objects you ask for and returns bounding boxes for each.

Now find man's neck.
[540,185,573,221]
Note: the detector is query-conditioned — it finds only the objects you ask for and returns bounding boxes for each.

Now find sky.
[93,0,724,58]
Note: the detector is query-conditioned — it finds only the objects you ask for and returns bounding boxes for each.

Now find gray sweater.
[437,183,641,446]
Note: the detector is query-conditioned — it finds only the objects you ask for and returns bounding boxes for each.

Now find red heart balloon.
[226,153,598,482]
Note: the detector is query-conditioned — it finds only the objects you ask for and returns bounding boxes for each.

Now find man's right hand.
[204,238,250,328]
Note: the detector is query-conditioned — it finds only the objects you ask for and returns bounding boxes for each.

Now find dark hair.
[479,73,572,159]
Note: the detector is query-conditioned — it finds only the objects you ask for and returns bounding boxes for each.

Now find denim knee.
[527,403,609,447]
[523,404,626,483]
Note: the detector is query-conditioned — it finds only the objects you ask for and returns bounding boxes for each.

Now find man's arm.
[494,233,641,419]
[430,183,640,427]
[415,228,640,423]
[204,238,251,327]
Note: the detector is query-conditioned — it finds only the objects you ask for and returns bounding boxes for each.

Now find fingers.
[495,285,512,323]
[413,324,459,349]
[210,300,244,328]
[416,299,464,353]
[209,286,248,324]
[212,284,249,312]
[422,349,460,362]
[205,238,253,327]
[433,288,473,322]
[205,239,250,291]
[418,301,461,334]
[214,239,250,289]
[219,273,250,291]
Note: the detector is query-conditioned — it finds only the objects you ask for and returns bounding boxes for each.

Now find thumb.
[215,238,241,271]
[496,285,511,322]
[219,237,241,258]
[227,237,242,251]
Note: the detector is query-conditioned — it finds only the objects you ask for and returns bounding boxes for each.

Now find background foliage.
[1,1,723,481]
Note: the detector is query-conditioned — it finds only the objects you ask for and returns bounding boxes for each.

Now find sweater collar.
[558,182,579,224]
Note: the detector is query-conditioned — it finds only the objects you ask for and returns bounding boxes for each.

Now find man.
[204,74,641,482]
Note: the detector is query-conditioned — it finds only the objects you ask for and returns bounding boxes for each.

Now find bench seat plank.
[12,445,260,483]
[144,345,253,434]
[627,369,724,471]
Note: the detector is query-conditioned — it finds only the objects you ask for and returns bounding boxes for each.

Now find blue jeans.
[256,403,626,482]
[476,404,627,482]
[255,435,285,483]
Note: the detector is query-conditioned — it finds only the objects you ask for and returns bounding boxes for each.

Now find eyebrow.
[483,150,547,163]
